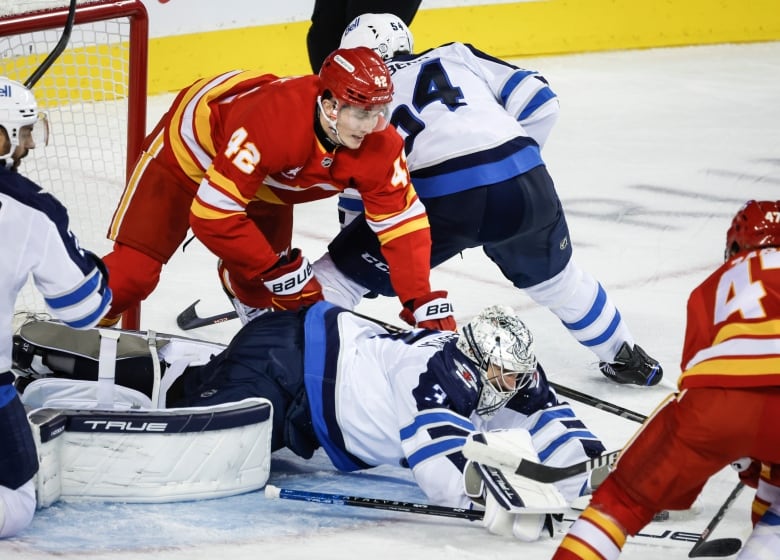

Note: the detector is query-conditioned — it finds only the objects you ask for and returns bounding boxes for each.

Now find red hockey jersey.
[166,71,432,303]
[679,247,780,389]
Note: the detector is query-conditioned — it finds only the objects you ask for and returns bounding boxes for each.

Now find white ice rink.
[4,40,780,559]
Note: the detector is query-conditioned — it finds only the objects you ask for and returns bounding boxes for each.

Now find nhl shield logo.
[321,156,333,168]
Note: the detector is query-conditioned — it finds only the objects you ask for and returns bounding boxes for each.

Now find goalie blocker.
[12,321,273,506]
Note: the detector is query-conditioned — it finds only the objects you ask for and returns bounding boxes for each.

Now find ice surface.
[4,40,780,559]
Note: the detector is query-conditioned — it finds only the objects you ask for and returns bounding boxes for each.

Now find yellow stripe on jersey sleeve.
[375,215,430,245]
[365,188,419,222]
[681,356,780,378]
[252,184,286,205]
[206,167,251,205]
[190,198,244,220]
[192,69,271,157]
[169,76,221,181]
[713,320,780,346]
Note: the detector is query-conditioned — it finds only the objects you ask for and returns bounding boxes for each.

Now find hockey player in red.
[102,47,454,331]
[552,199,780,560]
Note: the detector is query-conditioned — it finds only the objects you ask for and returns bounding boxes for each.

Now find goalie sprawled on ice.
[12,301,607,541]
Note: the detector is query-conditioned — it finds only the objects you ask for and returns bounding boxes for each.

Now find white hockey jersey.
[386,42,559,198]
[303,303,601,508]
[337,42,560,220]
[0,167,112,371]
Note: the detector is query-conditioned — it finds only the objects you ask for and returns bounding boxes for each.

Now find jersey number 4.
[390,60,464,154]
[715,249,780,323]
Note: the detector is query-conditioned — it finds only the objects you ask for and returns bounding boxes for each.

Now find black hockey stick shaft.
[549,382,648,424]
[175,299,406,331]
[176,300,238,330]
[25,0,78,88]
[688,481,744,558]
[265,485,483,521]
[462,433,621,484]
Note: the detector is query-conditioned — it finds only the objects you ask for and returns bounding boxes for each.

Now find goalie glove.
[400,290,456,331]
[261,248,323,311]
[462,429,567,541]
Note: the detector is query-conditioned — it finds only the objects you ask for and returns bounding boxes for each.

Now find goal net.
[1,0,148,331]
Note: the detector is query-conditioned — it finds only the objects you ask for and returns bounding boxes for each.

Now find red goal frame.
[0,0,148,330]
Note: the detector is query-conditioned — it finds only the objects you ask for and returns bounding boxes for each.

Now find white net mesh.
[0,1,101,18]
[1,1,144,331]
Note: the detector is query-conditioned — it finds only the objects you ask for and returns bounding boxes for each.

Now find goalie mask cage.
[1,0,148,331]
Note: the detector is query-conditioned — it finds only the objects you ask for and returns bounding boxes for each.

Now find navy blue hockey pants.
[328,164,573,297]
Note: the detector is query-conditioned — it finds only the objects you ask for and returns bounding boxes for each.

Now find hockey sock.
[552,506,626,560]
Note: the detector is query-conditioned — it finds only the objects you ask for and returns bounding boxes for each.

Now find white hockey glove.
[462,430,567,541]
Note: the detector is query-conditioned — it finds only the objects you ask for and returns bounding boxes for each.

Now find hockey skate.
[599,342,662,386]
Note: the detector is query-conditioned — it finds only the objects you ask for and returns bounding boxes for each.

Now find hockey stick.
[175,299,407,332]
[176,300,237,330]
[549,382,648,424]
[25,0,78,88]
[265,485,483,521]
[687,481,745,558]
[463,436,621,484]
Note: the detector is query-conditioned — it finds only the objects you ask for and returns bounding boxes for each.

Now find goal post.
[1,0,148,330]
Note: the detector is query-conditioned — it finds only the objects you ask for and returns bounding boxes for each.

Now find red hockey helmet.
[318,47,394,108]
[725,200,780,259]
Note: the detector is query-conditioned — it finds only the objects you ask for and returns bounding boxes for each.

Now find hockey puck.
[652,510,670,522]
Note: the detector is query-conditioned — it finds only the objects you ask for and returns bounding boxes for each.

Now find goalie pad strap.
[97,328,120,408]
[146,330,162,407]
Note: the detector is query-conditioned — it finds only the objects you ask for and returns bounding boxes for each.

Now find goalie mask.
[457,305,538,417]
[340,13,414,61]
[0,77,48,167]
[725,200,780,260]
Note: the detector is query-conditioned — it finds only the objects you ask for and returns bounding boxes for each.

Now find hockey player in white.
[314,13,662,386]
[0,77,112,537]
[169,302,607,540]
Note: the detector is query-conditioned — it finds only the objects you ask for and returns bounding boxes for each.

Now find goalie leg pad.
[28,398,273,503]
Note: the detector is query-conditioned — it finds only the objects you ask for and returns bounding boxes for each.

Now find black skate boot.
[599,342,663,386]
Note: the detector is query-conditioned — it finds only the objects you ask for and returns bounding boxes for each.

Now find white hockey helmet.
[456,305,538,417]
[0,77,45,164]
[340,13,414,61]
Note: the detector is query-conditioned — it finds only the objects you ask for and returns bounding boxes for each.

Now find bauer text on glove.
[262,248,323,310]
[400,290,456,330]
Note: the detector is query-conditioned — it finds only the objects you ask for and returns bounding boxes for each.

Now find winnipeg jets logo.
[454,358,479,392]
[281,166,303,179]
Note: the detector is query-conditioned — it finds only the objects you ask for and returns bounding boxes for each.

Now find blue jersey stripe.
[411,144,543,198]
[499,70,537,106]
[518,86,557,121]
[407,437,466,469]
[303,302,371,471]
[537,431,600,462]
[0,383,16,408]
[45,269,101,310]
[400,410,474,440]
